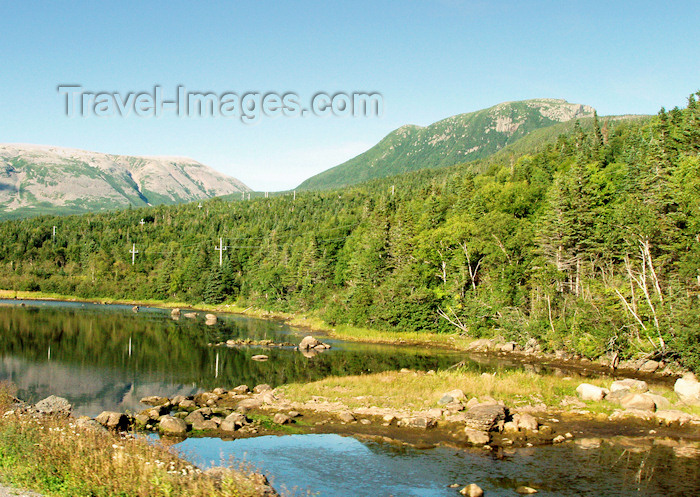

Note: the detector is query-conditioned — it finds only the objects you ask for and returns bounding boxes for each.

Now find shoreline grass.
[279,368,696,418]
[0,383,275,497]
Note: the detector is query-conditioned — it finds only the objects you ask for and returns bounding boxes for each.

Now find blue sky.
[1,0,699,190]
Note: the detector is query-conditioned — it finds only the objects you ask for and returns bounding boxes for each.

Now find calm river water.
[1,300,698,497]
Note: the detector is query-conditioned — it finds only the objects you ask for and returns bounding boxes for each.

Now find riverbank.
[84,369,700,452]
[0,290,692,382]
[0,384,278,497]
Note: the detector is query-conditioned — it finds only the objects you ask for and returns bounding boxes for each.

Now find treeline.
[1,92,698,372]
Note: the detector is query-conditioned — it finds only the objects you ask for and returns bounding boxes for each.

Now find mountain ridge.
[0,144,250,219]
[298,98,595,190]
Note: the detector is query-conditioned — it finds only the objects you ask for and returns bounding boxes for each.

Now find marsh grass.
[0,384,271,497]
[280,368,687,417]
[281,368,590,411]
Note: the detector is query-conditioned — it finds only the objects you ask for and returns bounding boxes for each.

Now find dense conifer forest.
[1,93,698,372]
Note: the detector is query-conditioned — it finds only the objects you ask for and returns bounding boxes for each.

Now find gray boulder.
[299,336,321,350]
[338,411,356,423]
[464,427,490,445]
[463,404,508,432]
[273,413,292,425]
[610,379,648,393]
[460,484,484,497]
[620,393,656,412]
[34,395,72,416]
[220,412,249,432]
[95,411,130,431]
[159,415,187,435]
[576,383,607,401]
[674,373,700,405]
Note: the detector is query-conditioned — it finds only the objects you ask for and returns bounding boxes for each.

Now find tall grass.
[0,382,272,497]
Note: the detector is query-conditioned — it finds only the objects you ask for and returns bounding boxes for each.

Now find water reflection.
[173,434,700,497]
[0,300,473,416]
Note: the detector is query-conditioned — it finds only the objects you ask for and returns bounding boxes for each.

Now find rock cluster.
[574,376,700,426]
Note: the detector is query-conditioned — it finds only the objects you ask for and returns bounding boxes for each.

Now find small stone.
[95,411,130,431]
[464,428,490,445]
[232,385,250,394]
[298,336,321,350]
[655,410,692,426]
[402,417,437,429]
[140,395,169,406]
[552,435,566,444]
[516,486,538,494]
[253,384,272,394]
[610,379,648,393]
[360,419,371,425]
[674,373,700,405]
[192,419,218,431]
[514,412,538,432]
[338,411,356,423]
[273,413,291,425]
[159,415,187,435]
[460,483,484,497]
[638,360,660,373]
[463,404,507,432]
[576,383,607,401]
[288,411,301,418]
[220,412,248,432]
[34,395,72,416]
[620,393,656,412]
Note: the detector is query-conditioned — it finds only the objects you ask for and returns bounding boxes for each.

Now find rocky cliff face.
[0,144,250,218]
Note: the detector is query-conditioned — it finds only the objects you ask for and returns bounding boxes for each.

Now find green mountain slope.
[0,144,251,219]
[298,98,595,190]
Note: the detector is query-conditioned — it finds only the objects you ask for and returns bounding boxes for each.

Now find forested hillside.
[298,99,594,190]
[1,93,698,372]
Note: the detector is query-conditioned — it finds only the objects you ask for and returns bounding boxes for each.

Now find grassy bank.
[280,368,695,417]
[0,383,272,497]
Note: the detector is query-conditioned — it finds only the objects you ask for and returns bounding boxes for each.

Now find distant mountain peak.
[298,98,595,191]
[0,144,250,219]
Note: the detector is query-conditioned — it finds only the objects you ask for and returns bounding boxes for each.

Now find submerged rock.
[464,427,490,445]
[460,483,484,497]
[516,486,538,494]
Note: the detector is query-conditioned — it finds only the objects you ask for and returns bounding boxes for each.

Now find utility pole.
[241,191,245,200]
[198,202,203,209]
[391,185,395,196]
[215,237,227,266]
[265,191,269,198]
[52,226,56,240]
[293,190,296,201]
[247,192,251,201]
[139,219,145,226]
[129,243,138,265]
